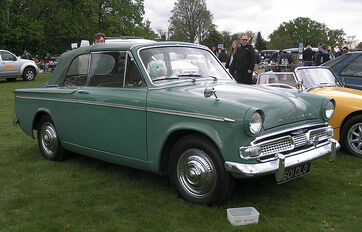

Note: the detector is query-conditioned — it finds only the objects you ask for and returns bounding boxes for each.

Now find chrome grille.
[293,133,308,147]
[310,128,327,139]
[260,136,294,156]
[253,125,331,158]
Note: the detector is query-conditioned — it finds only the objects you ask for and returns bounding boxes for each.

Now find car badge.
[312,136,320,147]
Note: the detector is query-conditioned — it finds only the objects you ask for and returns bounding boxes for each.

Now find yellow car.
[257,67,362,157]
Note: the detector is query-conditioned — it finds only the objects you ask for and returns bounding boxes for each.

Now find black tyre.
[168,135,234,205]
[341,115,362,158]
[22,67,36,81]
[37,115,66,161]
[6,78,16,82]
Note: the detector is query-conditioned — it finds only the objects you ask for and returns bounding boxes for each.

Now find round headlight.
[325,101,335,120]
[249,112,263,135]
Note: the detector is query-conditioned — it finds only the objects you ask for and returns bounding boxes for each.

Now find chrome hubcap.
[347,123,362,155]
[40,122,58,156]
[177,149,217,198]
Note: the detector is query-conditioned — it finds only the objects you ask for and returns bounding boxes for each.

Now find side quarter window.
[341,55,362,77]
[89,52,125,87]
[64,54,89,86]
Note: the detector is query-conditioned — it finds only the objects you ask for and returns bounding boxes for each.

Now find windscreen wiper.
[153,77,180,82]
[177,74,201,82]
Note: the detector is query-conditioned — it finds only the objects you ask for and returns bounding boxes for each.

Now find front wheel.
[341,115,362,158]
[37,115,66,161]
[168,135,234,205]
[22,67,36,81]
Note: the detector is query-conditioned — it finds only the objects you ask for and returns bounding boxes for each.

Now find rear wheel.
[341,115,362,158]
[168,135,234,205]
[37,115,66,161]
[22,67,36,81]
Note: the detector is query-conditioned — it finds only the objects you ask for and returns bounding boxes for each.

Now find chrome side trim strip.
[17,96,235,122]
[147,107,235,122]
[17,96,78,103]
[17,96,145,111]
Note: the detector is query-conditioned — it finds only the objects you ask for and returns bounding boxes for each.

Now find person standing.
[218,49,230,67]
[226,40,239,70]
[303,45,314,66]
[93,33,105,44]
[230,36,255,84]
[21,50,32,60]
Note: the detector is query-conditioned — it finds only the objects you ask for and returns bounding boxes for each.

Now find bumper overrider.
[224,123,340,182]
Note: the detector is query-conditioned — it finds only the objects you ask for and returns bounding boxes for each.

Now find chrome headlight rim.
[325,100,335,120]
[321,99,335,121]
[249,111,263,135]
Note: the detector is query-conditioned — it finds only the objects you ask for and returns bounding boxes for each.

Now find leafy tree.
[3,0,156,58]
[326,29,345,47]
[254,32,267,51]
[169,0,214,43]
[200,28,222,49]
[268,17,348,50]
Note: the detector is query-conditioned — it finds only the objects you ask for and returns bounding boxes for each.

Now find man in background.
[230,36,255,84]
[93,33,105,44]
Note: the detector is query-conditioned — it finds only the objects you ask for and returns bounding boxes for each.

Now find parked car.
[256,66,362,157]
[0,50,38,81]
[260,50,278,62]
[14,42,339,205]
[322,51,362,90]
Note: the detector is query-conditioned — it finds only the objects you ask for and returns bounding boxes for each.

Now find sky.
[144,0,362,44]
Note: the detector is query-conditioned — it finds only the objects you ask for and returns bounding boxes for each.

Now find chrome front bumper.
[225,138,339,181]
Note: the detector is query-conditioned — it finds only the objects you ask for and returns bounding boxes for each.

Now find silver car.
[0,50,38,81]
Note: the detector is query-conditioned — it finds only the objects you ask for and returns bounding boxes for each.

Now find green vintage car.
[14,41,339,205]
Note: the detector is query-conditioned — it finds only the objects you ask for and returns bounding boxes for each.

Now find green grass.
[0,74,361,231]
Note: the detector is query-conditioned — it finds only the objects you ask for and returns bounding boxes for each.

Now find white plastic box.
[227,207,260,226]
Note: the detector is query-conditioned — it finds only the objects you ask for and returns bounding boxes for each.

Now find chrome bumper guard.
[225,138,339,181]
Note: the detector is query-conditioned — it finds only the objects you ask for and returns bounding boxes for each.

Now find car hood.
[309,86,362,98]
[149,81,323,129]
[309,86,362,107]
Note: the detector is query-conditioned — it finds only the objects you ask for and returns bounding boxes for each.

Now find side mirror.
[296,81,303,91]
[204,87,219,101]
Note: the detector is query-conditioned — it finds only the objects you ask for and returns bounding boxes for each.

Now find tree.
[3,0,156,57]
[356,42,362,51]
[268,17,349,50]
[200,28,222,49]
[345,35,358,50]
[169,0,214,43]
[254,32,267,51]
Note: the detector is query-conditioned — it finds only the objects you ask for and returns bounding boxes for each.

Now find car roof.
[46,41,208,86]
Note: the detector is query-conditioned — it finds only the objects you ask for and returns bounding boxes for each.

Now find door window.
[0,51,17,61]
[341,55,362,77]
[89,52,125,87]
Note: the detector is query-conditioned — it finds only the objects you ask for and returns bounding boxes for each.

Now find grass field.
[0,74,361,232]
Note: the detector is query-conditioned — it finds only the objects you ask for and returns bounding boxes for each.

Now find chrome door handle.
[77,89,89,94]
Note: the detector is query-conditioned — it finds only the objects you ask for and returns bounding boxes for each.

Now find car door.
[75,51,148,160]
[0,51,19,77]
[338,54,362,90]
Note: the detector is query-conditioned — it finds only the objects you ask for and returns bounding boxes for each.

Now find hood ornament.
[204,87,219,101]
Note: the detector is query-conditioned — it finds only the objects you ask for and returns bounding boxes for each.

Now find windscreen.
[139,46,231,84]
